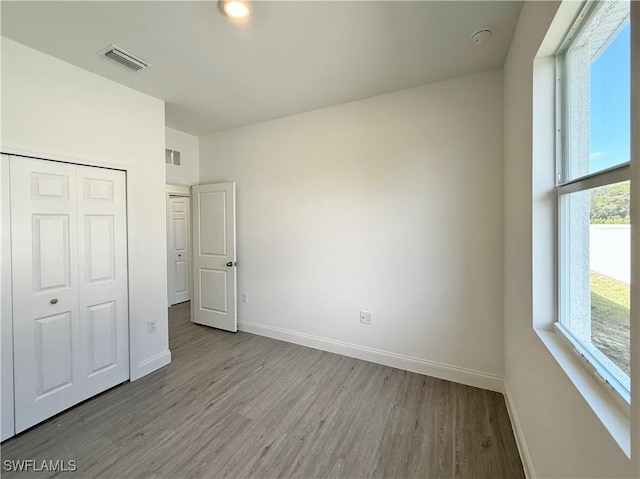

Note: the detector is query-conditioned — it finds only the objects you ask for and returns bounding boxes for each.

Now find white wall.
[200,69,505,390]
[1,38,170,386]
[166,127,199,186]
[590,225,630,284]
[503,2,639,477]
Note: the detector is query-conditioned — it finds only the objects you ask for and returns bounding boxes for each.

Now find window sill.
[554,323,631,410]
[536,328,631,458]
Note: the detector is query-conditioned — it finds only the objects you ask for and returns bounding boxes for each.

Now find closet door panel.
[11,158,129,433]
[10,157,82,433]
[76,166,129,393]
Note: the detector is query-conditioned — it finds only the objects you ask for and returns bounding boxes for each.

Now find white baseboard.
[504,382,535,479]
[132,350,171,381]
[238,320,504,393]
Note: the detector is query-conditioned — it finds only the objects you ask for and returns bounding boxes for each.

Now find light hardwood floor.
[1,302,524,478]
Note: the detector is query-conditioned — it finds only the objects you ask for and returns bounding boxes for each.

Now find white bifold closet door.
[10,157,129,433]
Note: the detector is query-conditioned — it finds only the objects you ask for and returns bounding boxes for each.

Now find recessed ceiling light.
[220,0,250,20]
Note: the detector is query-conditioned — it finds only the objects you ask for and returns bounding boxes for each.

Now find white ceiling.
[1,1,522,136]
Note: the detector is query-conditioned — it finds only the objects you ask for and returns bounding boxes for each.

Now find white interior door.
[167,196,190,306]
[10,157,129,433]
[192,182,237,331]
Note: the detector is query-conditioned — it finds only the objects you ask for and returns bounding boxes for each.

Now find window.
[556,0,631,405]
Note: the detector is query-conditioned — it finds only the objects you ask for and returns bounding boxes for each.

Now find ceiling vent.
[99,44,151,71]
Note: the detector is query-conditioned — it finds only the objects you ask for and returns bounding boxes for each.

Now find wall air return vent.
[166,149,181,166]
[99,44,151,71]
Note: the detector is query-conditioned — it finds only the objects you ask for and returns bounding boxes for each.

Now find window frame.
[554,0,632,412]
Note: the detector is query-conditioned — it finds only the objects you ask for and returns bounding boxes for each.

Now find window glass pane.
[590,24,630,174]
[563,1,630,181]
[559,181,630,387]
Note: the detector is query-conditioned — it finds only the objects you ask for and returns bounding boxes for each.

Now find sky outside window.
[590,22,631,172]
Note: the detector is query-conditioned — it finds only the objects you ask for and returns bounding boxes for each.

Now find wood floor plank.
[453,383,525,479]
[0,302,524,478]
[373,372,455,479]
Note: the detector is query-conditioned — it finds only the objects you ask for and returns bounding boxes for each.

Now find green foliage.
[590,182,630,224]
[590,217,629,225]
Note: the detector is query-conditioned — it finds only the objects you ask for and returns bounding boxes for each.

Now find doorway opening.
[166,186,191,307]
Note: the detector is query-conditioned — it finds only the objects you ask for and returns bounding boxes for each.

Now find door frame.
[1,155,15,441]
[1,148,143,384]
[166,185,192,307]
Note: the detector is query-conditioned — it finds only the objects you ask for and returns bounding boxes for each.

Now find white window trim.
[554,322,631,415]
[536,329,631,457]
[557,162,630,195]
[554,0,632,407]
[531,0,638,459]
[555,168,632,407]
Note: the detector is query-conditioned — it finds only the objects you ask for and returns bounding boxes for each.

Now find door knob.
[50,298,58,305]
[226,261,235,267]
[178,254,182,258]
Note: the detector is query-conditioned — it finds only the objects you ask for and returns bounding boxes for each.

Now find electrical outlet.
[360,311,372,325]
[241,292,249,304]
[147,319,157,334]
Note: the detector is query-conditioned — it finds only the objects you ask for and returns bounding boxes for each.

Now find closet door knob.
[50,298,58,305]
